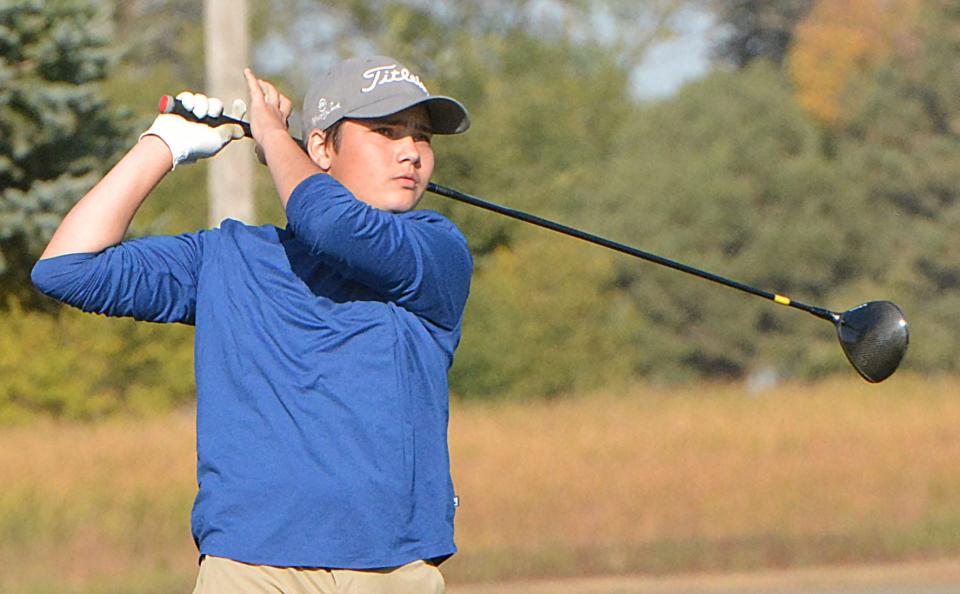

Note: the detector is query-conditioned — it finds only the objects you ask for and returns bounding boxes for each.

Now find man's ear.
[306,129,332,171]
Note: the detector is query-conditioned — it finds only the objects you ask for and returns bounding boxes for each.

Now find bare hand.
[243,67,293,163]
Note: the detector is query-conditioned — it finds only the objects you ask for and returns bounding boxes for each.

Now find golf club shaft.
[159,95,839,323]
[426,183,837,322]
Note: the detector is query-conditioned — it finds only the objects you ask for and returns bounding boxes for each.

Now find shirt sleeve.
[30,231,208,325]
[285,174,472,331]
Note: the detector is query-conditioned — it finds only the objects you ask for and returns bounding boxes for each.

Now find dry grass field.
[2,375,959,592]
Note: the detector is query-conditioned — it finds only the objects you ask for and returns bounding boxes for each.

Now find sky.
[631,7,717,99]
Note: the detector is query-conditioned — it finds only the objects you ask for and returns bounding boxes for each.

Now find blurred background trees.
[710,0,815,68]
[0,0,129,307]
[1,0,957,419]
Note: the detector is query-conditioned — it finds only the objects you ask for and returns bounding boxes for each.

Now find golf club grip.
[158,95,254,137]
[426,182,838,322]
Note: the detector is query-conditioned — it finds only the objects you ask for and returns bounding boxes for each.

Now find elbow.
[30,255,89,304]
[30,258,58,298]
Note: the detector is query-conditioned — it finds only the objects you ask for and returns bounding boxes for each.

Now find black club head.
[836,301,909,383]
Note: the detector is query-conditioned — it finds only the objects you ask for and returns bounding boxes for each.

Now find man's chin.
[352,186,425,213]
[381,190,424,213]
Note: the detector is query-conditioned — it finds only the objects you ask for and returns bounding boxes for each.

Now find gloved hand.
[141,92,248,169]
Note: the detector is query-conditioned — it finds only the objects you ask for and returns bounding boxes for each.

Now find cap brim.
[421,96,471,135]
[349,95,470,135]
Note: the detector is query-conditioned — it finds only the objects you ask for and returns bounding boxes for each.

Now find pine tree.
[0,0,129,307]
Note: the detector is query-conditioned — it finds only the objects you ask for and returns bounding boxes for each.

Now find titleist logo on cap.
[361,64,428,95]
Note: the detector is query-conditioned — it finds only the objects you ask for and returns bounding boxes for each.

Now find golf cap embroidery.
[360,64,428,94]
[315,97,342,122]
[301,55,470,137]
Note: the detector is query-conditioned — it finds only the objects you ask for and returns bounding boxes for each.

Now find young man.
[32,56,472,593]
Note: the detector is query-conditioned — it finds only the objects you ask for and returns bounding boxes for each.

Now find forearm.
[260,128,322,208]
[40,136,172,259]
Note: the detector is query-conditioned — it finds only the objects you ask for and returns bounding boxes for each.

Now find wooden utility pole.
[204,0,253,226]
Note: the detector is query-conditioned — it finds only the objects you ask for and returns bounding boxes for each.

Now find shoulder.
[214,219,284,243]
[400,209,473,280]
[401,209,468,245]
[124,222,284,265]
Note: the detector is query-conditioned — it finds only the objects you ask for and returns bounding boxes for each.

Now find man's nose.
[397,135,421,166]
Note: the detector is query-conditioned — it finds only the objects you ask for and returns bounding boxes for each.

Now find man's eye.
[415,132,433,143]
[374,127,396,138]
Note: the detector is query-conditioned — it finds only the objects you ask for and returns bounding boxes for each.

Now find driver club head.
[836,301,909,383]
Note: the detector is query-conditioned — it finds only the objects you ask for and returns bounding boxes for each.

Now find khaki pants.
[192,556,445,594]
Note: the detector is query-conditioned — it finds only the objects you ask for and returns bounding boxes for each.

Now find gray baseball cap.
[301,55,470,136]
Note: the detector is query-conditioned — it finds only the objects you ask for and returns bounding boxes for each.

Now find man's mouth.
[394,174,419,189]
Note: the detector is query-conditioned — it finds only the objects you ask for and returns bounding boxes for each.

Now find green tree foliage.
[247,0,956,396]
[413,24,650,396]
[829,2,960,373]
[111,0,203,87]
[259,0,685,84]
[587,63,845,381]
[428,35,637,255]
[449,2,960,391]
[449,235,636,399]
[7,0,960,419]
[710,0,814,68]
[0,302,195,423]
[0,1,202,423]
[0,0,130,307]
[104,0,211,235]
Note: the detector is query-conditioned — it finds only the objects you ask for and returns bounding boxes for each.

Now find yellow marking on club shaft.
[774,294,791,306]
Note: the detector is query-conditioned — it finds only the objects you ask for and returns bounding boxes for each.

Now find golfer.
[32,56,472,593]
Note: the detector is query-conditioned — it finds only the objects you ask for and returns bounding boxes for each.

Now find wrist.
[260,127,295,151]
[138,133,173,158]
[135,135,176,173]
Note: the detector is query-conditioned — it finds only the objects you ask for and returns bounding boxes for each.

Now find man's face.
[321,105,434,213]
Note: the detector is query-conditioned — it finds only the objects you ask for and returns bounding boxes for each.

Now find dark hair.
[324,120,345,152]
[301,120,345,155]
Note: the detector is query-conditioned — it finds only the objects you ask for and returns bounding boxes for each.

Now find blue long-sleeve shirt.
[31,174,473,569]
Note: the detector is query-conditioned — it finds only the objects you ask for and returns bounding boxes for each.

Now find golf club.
[159,95,911,383]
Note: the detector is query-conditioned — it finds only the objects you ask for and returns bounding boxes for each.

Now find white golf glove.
[141,91,248,169]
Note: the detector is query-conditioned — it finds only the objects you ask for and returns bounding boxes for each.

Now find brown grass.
[0,411,198,590]
[2,375,960,591]
[444,374,960,579]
